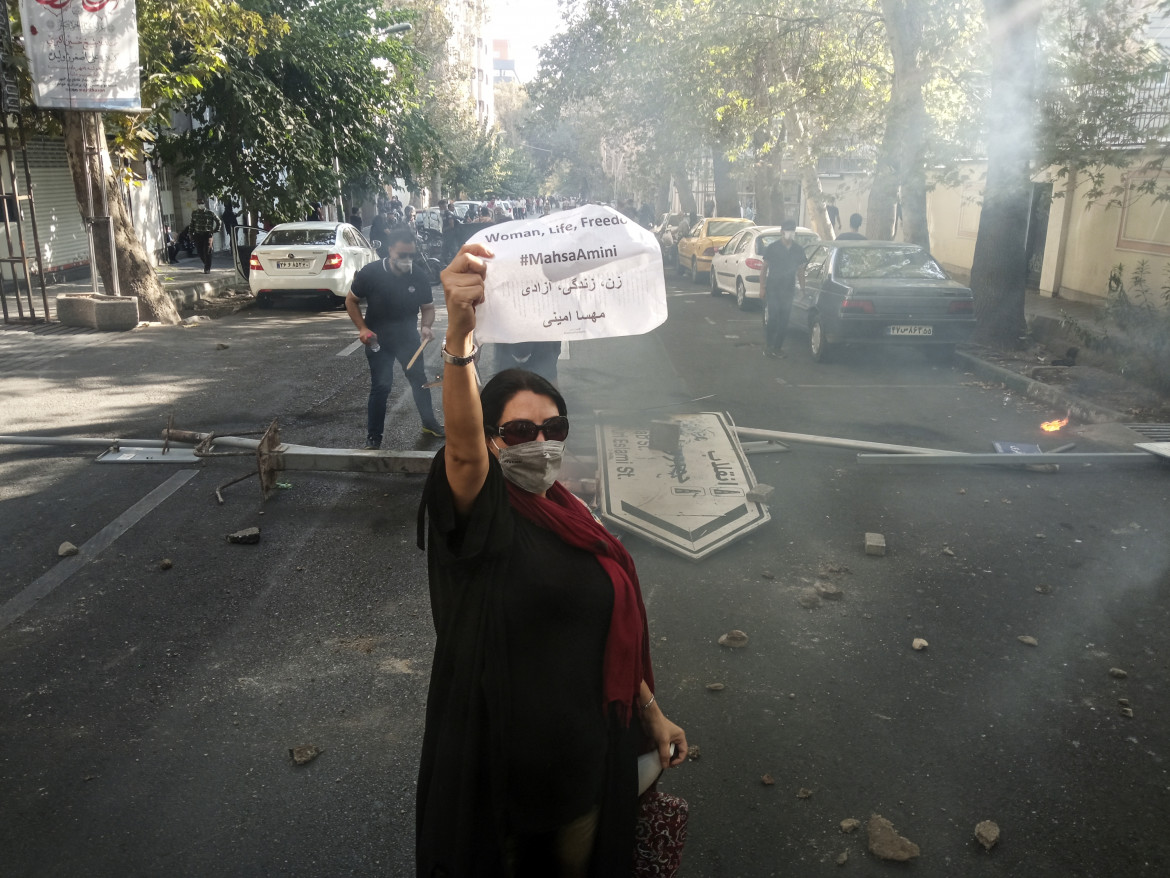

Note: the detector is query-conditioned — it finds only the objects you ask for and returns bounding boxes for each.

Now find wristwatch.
[441,342,479,366]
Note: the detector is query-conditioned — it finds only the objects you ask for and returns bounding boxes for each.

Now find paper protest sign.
[466,205,667,344]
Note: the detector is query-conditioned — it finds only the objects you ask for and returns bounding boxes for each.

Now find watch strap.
[441,343,479,366]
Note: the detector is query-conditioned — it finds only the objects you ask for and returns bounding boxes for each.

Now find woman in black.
[416,242,688,877]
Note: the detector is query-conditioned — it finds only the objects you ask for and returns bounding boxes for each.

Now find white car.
[249,222,379,309]
[709,225,820,310]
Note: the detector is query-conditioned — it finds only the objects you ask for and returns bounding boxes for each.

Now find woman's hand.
[440,243,493,348]
[641,702,688,770]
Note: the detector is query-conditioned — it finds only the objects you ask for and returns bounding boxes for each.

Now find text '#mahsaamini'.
[518,245,618,267]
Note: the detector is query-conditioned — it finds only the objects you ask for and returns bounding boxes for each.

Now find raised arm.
[439,243,494,515]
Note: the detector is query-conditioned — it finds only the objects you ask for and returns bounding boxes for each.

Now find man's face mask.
[390,253,414,273]
[782,230,795,242]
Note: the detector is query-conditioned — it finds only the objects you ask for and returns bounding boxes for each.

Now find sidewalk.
[0,249,245,327]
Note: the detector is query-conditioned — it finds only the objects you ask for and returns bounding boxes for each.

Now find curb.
[955,350,1130,425]
[162,273,241,309]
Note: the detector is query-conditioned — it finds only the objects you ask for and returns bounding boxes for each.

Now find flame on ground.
[1041,416,1069,432]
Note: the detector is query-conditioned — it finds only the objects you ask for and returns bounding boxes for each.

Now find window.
[835,246,946,279]
[265,228,338,246]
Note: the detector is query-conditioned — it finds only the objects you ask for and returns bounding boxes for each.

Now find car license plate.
[888,325,932,336]
[276,260,310,269]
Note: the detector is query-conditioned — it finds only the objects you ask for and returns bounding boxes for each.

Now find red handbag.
[632,790,689,877]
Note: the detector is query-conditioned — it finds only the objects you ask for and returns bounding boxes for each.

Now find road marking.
[0,470,200,632]
[337,340,363,357]
[705,317,716,325]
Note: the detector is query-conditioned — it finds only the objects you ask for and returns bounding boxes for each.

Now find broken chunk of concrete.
[1017,635,1039,647]
[289,745,322,765]
[836,851,849,865]
[865,533,887,556]
[840,818,861,833]
[867,814,920,861]
[796,787,813,799]
[705,683,725,691]
[912,638,929,651]
[746,483,775,504]
[718,630,749,648]
[975,819,1000,851]
[798,589,821,608]
[761,774,775,786]
[226,527,261,544]
[1109,667,1128,679]
[159,558,173,570]
[814,580,843,600]
[58,541,79,557]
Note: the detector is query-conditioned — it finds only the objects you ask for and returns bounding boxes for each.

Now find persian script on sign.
[468,204,668,343]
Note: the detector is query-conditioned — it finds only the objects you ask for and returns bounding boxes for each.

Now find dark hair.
[384,227,416,249]
[849,212,863,229]
[481,369,567,433]
[479,206,492,217]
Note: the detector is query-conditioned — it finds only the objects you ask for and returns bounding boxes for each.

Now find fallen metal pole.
[857,452,1158,466]
[736,426,961,455]
[0,435,174,449]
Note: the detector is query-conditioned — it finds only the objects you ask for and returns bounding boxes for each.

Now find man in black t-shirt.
[759,218,808,358]
[345,228,443,448]
[837,212,866,240]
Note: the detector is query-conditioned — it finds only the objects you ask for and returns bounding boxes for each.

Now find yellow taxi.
[676,217,755,283]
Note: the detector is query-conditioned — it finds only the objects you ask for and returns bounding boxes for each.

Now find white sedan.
[249,222,379,309]
[709,225,819,309]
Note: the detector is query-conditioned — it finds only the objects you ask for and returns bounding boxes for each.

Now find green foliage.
[1063,261,1170,393]
[156,0,432,221]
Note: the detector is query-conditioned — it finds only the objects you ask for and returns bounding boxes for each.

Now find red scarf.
[505,479,654,726]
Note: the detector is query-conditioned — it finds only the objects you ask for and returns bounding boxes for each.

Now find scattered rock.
[814,580,843,600]
[867,814,920,861]
[58,541,79,557]
[289,745,322,766]
[1120,706,1134,718]
[836,851,849,865]
[686,745,701,761]
[760,570,776,580]
[840,818,861,833]
[215,342,230,350]
[1109,667,1128,679]
[1118,697,1130,707]
[746,483,775,504]
[226,527,261,545]
[912,638,929,651]
[761,774,775,786]
[159,558,173,570]
[718,630,749,648]
[864,532,887,556]
[705,682,725,691]
[941,546,956,557]
[796,787,813,799]
[798,589,821,608]
[182,315,211,326]
[1017,635,1039,647]
[1035,583,1053,595]
[974,819,1000,851]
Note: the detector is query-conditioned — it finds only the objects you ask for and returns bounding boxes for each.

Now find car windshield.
[264,228,337,246]
[707,220,752,237]
[836,247,947,279]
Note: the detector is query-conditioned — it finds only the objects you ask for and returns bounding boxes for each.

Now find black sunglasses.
[490,416,570,446]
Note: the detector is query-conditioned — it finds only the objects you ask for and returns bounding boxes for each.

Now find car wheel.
[710,268,722,296]
[691,257,700,285]
[736,278,749,310]
[809,315,832,362]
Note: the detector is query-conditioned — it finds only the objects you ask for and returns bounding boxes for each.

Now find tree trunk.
[786,110,833,238]
[755,144,786,226]
[869,0,930,246]
[970,0,1040,349]
[61,112,179,324]
[671,161,697,218]
[712,148,738,217]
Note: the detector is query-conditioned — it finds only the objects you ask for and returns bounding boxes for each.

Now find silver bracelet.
[640,694,655,711]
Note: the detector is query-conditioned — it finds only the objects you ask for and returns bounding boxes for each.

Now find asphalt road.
[1,272,1168,877]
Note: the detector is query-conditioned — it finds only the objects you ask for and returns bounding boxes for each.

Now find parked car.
[676,217,755,283]
[248,222,379,309]
[709,225,819,309]
[454,201,481,221]
[789,241,976,362]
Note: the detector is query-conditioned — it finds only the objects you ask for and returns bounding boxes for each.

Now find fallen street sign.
[596,412,771,560]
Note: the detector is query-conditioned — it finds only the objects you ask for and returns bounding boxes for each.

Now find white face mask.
[493,439,565,494]
[782,231,795,242]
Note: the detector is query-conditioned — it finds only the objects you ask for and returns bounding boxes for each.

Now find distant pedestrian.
[345,227,443,448]
[759,218,807,358]
[187,199,222,273]
[825,200,841,232]
[348,207,363,229]
[441,201,460,264]
[638,201,655,228]
[307,201,325,222]
[370,211,393,257]
[221,199,238,248]
[838,213,866,240]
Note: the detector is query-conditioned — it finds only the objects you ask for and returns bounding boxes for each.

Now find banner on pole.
[467,204,668,344]
[21,0,142,111]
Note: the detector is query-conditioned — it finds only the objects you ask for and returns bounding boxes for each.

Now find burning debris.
[1041,414,1070,432]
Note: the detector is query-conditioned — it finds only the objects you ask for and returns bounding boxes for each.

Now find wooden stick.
[406,337,430,370]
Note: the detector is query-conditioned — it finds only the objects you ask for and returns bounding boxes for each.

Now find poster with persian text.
[21,0,141,110]
[467,204,668,344]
